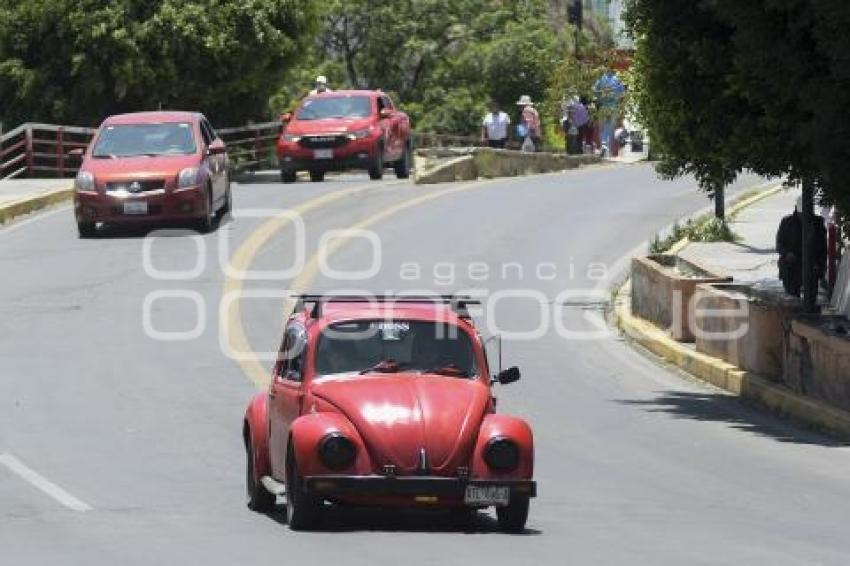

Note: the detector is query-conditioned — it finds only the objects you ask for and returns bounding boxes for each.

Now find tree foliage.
[0,0,317,127]
[626,0,850,218]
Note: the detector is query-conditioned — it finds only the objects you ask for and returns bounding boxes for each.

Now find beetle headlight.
[178,167,199,188]
[318,433,357,471]
[483,437,520,472]
[74,171,95,192]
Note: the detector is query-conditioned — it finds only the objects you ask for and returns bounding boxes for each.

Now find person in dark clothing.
[776,197,827,297]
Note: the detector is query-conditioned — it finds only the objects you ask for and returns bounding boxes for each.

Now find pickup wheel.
[285,447,321,530]
[245,439,275,512]
[368,144,384,180]
[496,496,529,533]
[309,170,325,182]
[280,168,297,183]
[394,141,412,179]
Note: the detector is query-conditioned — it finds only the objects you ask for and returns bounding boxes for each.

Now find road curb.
[0,186,73,225]
[613,184,850,440]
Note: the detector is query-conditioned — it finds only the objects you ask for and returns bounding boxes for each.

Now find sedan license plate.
[464,485,510,507]
[314,149,333,159]
[123,201,148,215]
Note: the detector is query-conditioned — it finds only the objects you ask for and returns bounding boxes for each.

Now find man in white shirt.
[308,75,332,96]
[481,100,511,148]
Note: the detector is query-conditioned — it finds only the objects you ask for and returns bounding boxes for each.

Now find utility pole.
[801,178,818,313]
[568,0,583,60]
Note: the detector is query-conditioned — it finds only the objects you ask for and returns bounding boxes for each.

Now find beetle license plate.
[314,149,333,159]
[464,485,510,507]
[123,201,148,215]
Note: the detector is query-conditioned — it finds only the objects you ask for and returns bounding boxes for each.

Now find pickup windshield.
[315,320,478,378]
[92,123,196,158]
[296,96,372,120]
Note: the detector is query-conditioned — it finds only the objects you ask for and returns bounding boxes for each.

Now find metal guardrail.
[0,121,284,180]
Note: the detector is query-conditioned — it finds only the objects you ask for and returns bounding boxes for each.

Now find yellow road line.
[222,181,399,387]
[225,177,511,389]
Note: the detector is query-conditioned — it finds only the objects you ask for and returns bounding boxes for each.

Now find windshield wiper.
[359,359,410,374]
[424,364,470,378]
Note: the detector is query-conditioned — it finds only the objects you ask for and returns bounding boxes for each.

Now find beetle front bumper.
[302,475,536,506]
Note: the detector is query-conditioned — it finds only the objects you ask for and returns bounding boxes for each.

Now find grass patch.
[650,215,738,253]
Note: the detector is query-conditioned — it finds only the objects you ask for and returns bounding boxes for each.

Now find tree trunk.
[801,179,817,313]
[714,186,725,220]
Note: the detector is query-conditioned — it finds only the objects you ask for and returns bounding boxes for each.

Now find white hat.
[516,95,534,106]
[316,75,328,84]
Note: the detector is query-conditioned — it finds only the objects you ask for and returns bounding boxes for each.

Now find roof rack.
[292,294,481,319]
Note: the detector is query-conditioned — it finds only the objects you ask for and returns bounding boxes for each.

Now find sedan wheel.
[280,168,297,183]
[309,170,325,182]
[77,221,97,238]
[195,187,214,233]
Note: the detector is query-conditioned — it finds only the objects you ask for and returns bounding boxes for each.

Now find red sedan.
[243,295,536,532]
[73,111,231,237]
[276,90,412,182]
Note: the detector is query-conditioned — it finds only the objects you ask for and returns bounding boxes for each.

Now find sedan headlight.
[178,167,199,189]
[318,433,357,471]
[347,128,371,140]
[483,437,520,472]
[74,171,95,192]
[283,133,301,142]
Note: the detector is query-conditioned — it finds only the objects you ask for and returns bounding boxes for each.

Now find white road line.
[0,453,92,512]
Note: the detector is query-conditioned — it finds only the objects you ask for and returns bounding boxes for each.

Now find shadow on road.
[619,391,848,447]
[82,214,232,239]
[262,505,542,536]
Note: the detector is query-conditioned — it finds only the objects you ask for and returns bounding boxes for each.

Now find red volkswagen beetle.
[243,295,536,532]
[73,111,231,237]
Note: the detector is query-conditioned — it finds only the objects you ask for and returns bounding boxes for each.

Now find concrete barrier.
[694,284,801,381]
[631,254,732,342]
[414,148,600,184]
[784,316,850,412]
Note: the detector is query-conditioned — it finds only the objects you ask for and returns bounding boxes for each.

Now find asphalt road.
[1,164,849,565]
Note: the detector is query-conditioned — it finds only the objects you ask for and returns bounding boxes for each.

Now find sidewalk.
[680,186,799,286]
[0,179,73,224]
[615,185,850,439]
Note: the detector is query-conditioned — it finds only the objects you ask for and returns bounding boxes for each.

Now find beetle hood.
[310,374,489,475]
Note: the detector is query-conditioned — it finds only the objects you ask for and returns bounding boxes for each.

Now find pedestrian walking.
[308,75,332,96]
[563,96,589,155]
[516,95,541,152]
[481,100,511,149]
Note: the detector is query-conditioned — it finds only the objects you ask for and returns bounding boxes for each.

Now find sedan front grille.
[106,179,166,194]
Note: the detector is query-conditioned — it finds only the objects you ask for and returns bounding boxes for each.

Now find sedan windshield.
[92,123,197,158]
[315,320,478,378]
[296,96,372,120]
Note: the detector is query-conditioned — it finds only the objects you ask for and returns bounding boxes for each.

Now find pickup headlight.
[283,133,301,142]
[74,171,95,192]
[347,129,372,140]
[178,167,199,188]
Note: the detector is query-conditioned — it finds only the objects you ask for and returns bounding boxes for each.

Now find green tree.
[0,0,318,128]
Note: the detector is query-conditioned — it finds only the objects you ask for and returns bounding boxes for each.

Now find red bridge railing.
[1,121,492,180]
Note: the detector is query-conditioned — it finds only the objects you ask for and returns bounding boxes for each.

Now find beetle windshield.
[92,123,197,157]
[315,320,478,378]
[296,96,372,120]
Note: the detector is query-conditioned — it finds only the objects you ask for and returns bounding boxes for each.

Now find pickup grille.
[299,135,349,149]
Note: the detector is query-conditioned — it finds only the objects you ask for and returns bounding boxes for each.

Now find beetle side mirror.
[494,366,520,385]
[207,138,226,156]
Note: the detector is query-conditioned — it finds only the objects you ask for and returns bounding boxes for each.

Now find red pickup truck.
[276,90,412,183]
